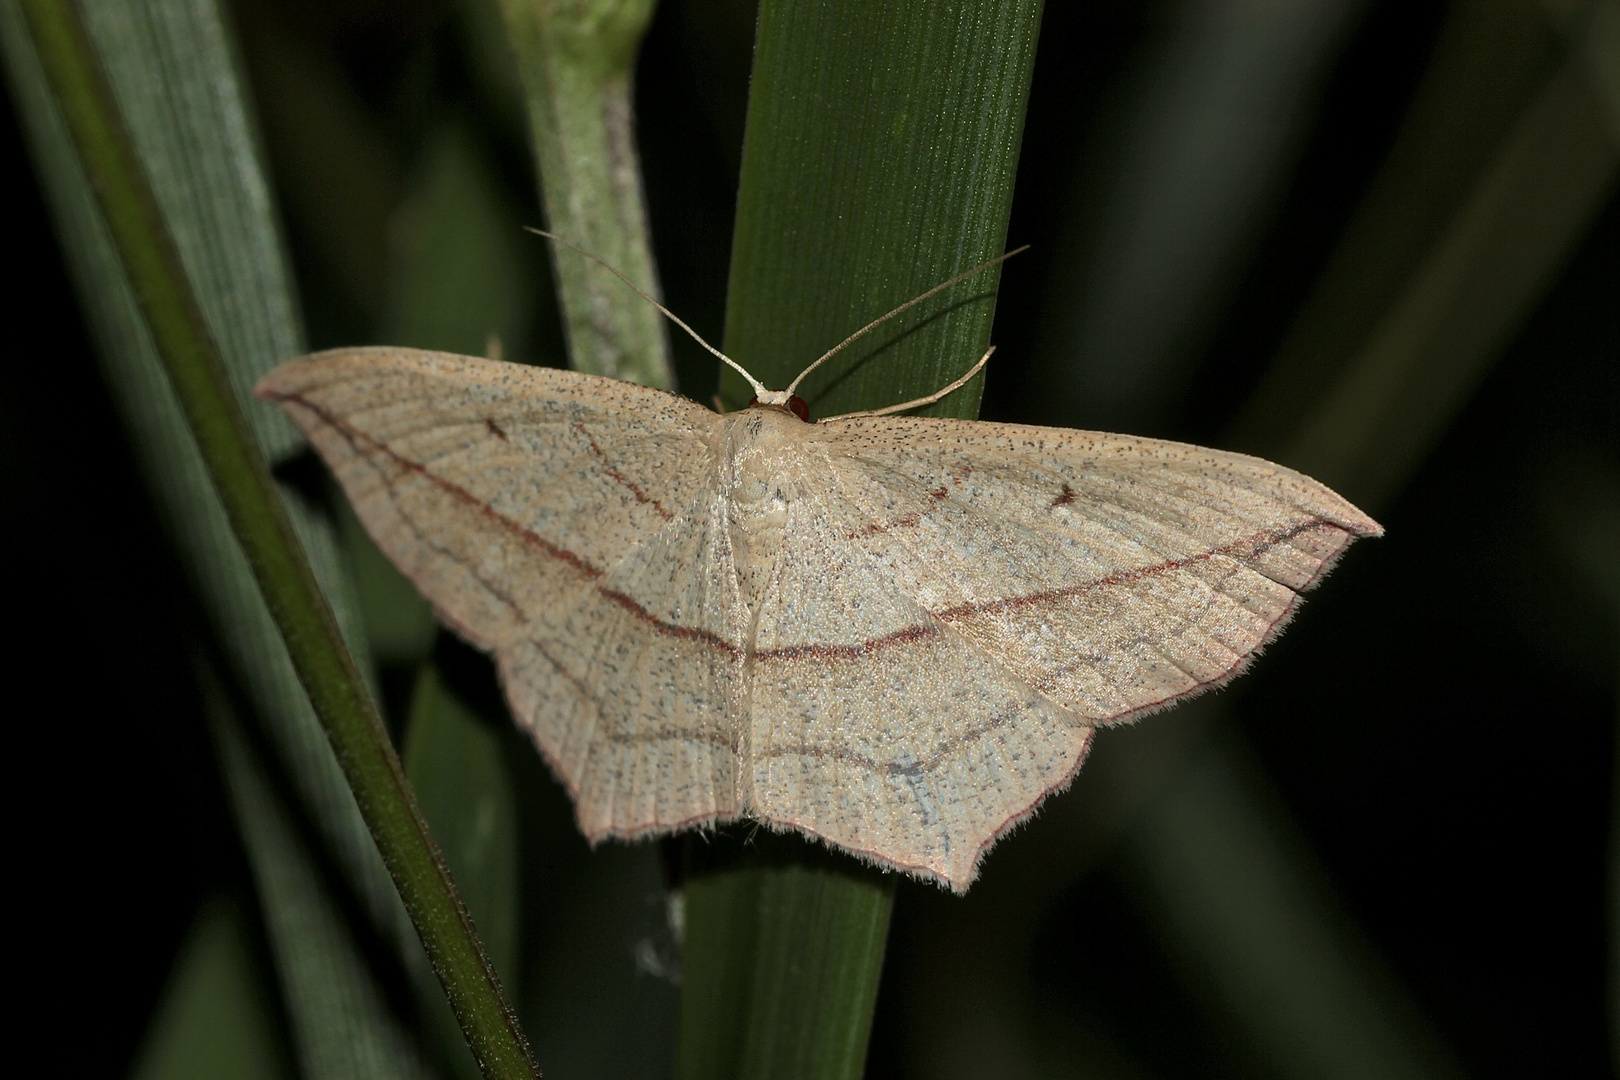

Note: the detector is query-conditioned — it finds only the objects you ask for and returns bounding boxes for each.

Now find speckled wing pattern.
[258,347,1381,891]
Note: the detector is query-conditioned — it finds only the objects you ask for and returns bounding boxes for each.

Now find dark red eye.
[744,394,812,422]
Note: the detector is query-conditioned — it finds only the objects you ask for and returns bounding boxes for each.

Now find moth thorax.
[727,435,790,613]
[730,505,785,614]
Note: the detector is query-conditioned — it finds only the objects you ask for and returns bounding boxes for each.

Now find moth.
[258,244,1380,891]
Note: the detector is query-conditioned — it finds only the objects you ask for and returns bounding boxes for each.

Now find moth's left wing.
[257,347,743,837]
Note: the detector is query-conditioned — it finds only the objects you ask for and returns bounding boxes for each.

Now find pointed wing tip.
[1349,511,1385,539]
[252,359,297,400]
[254,346,419,401]
[253,350,345,400]
[1315,483,1382,540]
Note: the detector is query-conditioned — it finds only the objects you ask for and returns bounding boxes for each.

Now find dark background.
[6,0,1614,1076]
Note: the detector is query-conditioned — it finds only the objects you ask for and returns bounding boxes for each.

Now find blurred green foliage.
[129,897,294,1080]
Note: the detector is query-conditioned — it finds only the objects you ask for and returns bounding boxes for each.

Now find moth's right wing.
[258,347,742,835]
[814,415,1383,728]
[741,415,1380,891]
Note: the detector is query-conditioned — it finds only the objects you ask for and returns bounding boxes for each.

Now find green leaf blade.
[681,3,1045,1078]
[723,0,1043,418]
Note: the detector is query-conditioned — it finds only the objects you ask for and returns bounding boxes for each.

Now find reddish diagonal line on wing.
[754,519,1337,663]
[268,390,739,657]
[845,483,952,539]
[574,421,676,521]
[934,518,1332,622]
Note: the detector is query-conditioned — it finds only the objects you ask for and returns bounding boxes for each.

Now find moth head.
[747,391,811,422]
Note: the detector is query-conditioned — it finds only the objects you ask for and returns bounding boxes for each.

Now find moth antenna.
[784,245,1029,399]
[820,347,995,422]
[526,227,770,399]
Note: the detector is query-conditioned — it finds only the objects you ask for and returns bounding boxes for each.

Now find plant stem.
[496,0,674,387]
[17,3,538,1077]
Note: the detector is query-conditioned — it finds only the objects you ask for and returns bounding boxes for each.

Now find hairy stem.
[497,0,674,387]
